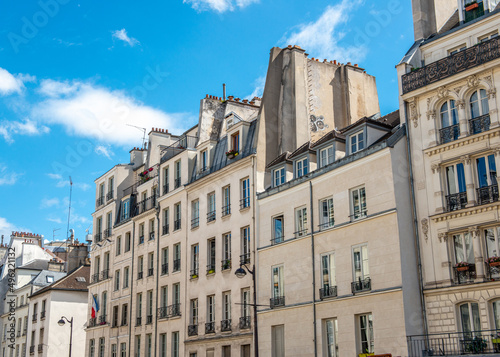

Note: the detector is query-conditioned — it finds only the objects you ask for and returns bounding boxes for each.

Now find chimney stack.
[223,83,226,101]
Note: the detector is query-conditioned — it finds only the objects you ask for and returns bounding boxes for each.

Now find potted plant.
[225,150,239,159]
[191,274,198,279]
[456,261,470,271]
[223,260,231,270]
[487,256,500,267]
[465,1,479,11]
[208,269,215,274]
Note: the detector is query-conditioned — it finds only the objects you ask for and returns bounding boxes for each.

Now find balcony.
[173,259,181,272]
[101,269,110,280]
[94,232,102,243]
[270,296,285,308]
[133,195,157,216]
[149,232,155,240]
[351,277,371,294]
[98,315,107,325]
[162,224,169,235]
[29,346,35,354]
[139,235,145,244]
[160,135,198,163]
[163,183,169,195]
[103,228,112,238]
[174,219,181,231]
[318,221,335,231]
[319,285,338,300]
[271,235,284,245]
[191,217,199,229]
[470,114,490,135]
[32,313,37,322]
[207,263,216,275]
[88,317,97,327]
[22,329,26,336]
[477,184,499,205]
[136,317,142,326]
[38,344,43,353]
[190,268,199,279]
[221,259,231,271]
[157,307,168,319]
[454,263,476,284]
[401,35,500,94]
[161,263,168,275]
[188,324,198,336]
[407,329,500,357]
[221,319,232,332]
[239,316,251,330]
[240,197,250,209]
[222,204,231,217]
[174,178,181,189]
[167,303,181,317]
[148,268,154,277]
[106,191,114,201]
[207,210,216,223]
[138,271,143,280]
[205,322,215,334]
[440,124,460,144]
[240,253,250,265]
[146,315,153,324]
[446,192,467,212]
[96,196,105,207]
[40,311,46,319]
[294,229,308,238]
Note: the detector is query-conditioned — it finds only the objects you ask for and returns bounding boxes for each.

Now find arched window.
[459,302,481,336]
[470,89,490,134]
[440,100,460,143]
[492,300,500,329]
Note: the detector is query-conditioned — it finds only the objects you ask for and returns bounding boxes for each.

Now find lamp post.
[235,264,259,357]
[58,316,73,357]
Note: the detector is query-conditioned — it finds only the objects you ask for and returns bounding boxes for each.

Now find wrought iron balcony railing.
[239,316,251,330]
[163,183,169,195]
[205,321,215,334]
[240,197,250,209]
[40,311,46,319]
[173,259,181,272]
[148,268,154,277]
[29,346,35,354]
[139,235,145,244]
[103,228,112,238]
[454,263,476,284]
[146,315,153,324]
[401,35,500,94]
[440,124,460,144]
[106,191,114,201]
[161,263,168,275]
[96,196,105,207]
[190,268,199,279]
[38,344,43,353]
[137,271,143,280]
[98,315,107,324]
[188,324,198,336]
[221,259,231,271]
[162,224,169,235]
[477,185,499,205]
[270,296,285,308]
[174,219,181,231]
[271,235,284,245]
[32,313,37,322]
[207,263,216,274]
[318,221,335,231]
[136,317,142,326]
[446,192,467,212]
[174,178,181,189]
[207,210,216,223]
[101,269,110,280]
[133,195,157,216]
[351,277,371,294]
[470,114,490,135]
[94,232,102,243]
[91,273,100,284]
[88,317,96,327]
[167,303,181,317]
[222,205,231,217]
[240,253,250,265]
[221,319,232,332]
[191,217,199,229]
[161,135,198,163]
[407,329,500,357]
[319,285,338,300]
[149,232,155,240]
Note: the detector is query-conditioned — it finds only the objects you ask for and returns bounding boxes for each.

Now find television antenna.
[66,176,73,239]
[127,124,147,149]
[53,228,61,240]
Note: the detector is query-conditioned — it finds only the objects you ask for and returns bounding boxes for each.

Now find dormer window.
[350,131,364,154]
[319,146,334,168]
[273,167,286,187]
[231,132,240,152]
[201,150,208,171]
[296,157,309,178]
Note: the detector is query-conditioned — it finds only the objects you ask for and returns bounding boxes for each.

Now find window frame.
[350,130,365,154]
[350,186,367,220]
[273,167,286,187]
[295,156,309,178]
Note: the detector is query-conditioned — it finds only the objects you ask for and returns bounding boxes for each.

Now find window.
[222,291,231,323]
[241,345,251,357]
[207,238,216,273]
[111,344,117,357]
[105,211,112,237]
[207,192,216,222]
[241,227,250,265]
[321,253,336,299]
[147,291,153,324]
[189,298,198,327]
[319,198,334,229]
[445,163,467,211]
[139,223,145,244]
[358,314,374,354]
[271,325,285,357]
[120,343,126,357]
[138,256,144,279]
[294,207,307,237]
[272,215,284,244]
[174,203,181,230]
[161,208,169,235]
[319,146,334,168]
[350,131,364,154]
[123,266,129,288]
[323,318,338,357]
[99,183,105,202]
[162,248,169,275]
[476,154,497,188]
[163,166,169,194]
[492,300,500,330]
[98,337,105,357]
[241,178,250,209]
[174,160,181,189]
[479,32,498,43]
[96,217,102,242]
[273,167,286,187]
[149,219,155,240]
[136,293,142,324]
[135,335,141,357]
[121,304,128,326]
[222,346,231,357]
[148,252,154,276]
[449,45,466,55]
[440,100,459,143]
[89,339,95,357]
[271,265,284,305]
[241,288,250,319]
[116,236,121,256]
[114,270,120,291]
[485,227,500,259]
[223,186,231,216]
[160,286,168,309]
[173,283,180,306]
[350,186,367,220]
[231,132,240,152]
[101,292,107,321]
[201,149,208,171]
[121,199,130,221]
[191,244,199,277]
[296,157,309,178]
[222,233,231,270]
[352,245,370,289]
[207,295,215,323]
[470,89,489,118]
[453,232,474,265]
[171,332,179,357]
[459,302,481,336]
[159,334,167,357]
[191,200,199,229]
[112,306,119,327]
[173,243,181,272]
[125,232,131,252]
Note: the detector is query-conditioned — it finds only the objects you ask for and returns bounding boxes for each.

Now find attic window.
[46,276,54,283]
[231,132,240,152]
[350,131,364,154]
[76,277,86,282]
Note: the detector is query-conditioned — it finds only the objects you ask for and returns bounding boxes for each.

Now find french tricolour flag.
[91,295,99,319]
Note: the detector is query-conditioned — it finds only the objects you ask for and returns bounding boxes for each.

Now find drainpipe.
[404,103,428,340]
[128,219,136,357]
[309,181,318,356]
[154,200,160,357]
[251,155,259,356]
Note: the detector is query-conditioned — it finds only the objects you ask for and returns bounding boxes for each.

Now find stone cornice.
[430,202,500,223]
[424,128,500,157]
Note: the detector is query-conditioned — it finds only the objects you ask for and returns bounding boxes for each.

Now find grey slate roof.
[29,270,66,287]
[18,259,49,271]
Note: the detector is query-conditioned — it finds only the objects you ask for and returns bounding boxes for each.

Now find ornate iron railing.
[163,183,169,195]
[477,185,499,205]
[401,35,500,94]
[148,268,154,277]
[88,317,96,327]
[222,204,231,217]
[271,235,284,245]
[136,317,142,326]
[174,178,181,189]
[221,259,231,271]
[162,224,169,235]
[190,268,199,279]
[240,253,250,265]
[207,263,216,274]
[174,219,181,231]
[191,217,199,229]
[137,271,143,279]
[106,191,114,201]
[239,316,251,329]
[470,114,490,135]
[351,277,371,293]
[161,263,168,275]
[207,210,216,223]
[205,322,215,334]
[173,259,181,272]
[221,319,232,332]
[149,231,155,240]
[188,324,198,336]
[133,195,156,216]
[91,273,100,284]
[440,124,460,144]
[240,197,250,209]
[319,285,338,300]
[96,196,105,207]
[103,228,112,238]
[146,315,153,324]
[160,135,198,163]
[101,269,110,280]
[454,263,476,284]
[446,192,468,211]
[270,296,285,308]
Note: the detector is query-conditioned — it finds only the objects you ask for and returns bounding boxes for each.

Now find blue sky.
[0,0,414,243]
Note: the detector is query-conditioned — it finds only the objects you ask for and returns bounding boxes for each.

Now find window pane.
[457,164,466,193]
[488,154,497,185]
[454,235,465,263]
[477,157,488,188]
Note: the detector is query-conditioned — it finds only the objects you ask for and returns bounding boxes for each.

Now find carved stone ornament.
[456,99,465,110]
[437,86,449,99]
[468,226,479,239]
[408,98,419,128]
[426,110,436,121]
[438,232,447,243]
[488,88,497,99]
[421,218,429,241]
[431,163,441,174]
[466,75,480,88]
[461,155,471,165]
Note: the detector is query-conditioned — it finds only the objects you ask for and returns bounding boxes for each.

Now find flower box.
[490,261,500,267]
[358,354,374,357]
[465,3,479,11]
[457,266,470,271]
[225,150,239,159]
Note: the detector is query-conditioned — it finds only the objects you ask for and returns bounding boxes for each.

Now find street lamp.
[235,264,259,357]
[58,316,73,357]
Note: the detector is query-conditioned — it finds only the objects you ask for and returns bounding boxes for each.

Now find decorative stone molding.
[456,99,465,110]
[408,97,420,128]
[437,86,449,99]
[421,218,429,241]
[438,232,447,243]
[426,110,436,121]
[468,226,479,238]
[424,128,500,157]
[431,202,500,222]
[466,75,479,88]
[488,88,497,99]
[461,155,471,165]
[431,163,441,174]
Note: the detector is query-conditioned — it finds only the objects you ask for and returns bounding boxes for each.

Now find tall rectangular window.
[350,186,367,220]
[231,132,240,152]
[352,245,370,290]
[159,334,167,357]
[173,243,181,272]
[120,343,126,357]
[160,286,168,308]
[139,223,145,244]
[273,167,285,187]
[191,200,199,229]
[162,248,169,275]
[173,283,180,305]
[296,157,309,178]
[271,325,285,357]
[148,252,154,276]
[453,232,474,264]
[163,208,170,235]
[272,265,284,303]
[99,337,105,357]
[89,339,95,357]
[149,219,155,240]
[241,288,250,319]
[121,304,128,326]
[222,233,231,270]
[272,216,284,244]
[358,314,374,354]
[113,306,119,327]
[294,207,308,237]
[190,299,198,325]
[241,178,250,209]
[163,166,169,194]
[146,334,152,357]
[223,186,231,216]
[114,270,120,291]
[174,203,181,230]
[146,290,153,324]
[351,131,364,153]
[207,295,215,323]
[319,198,334,229]
[241,227,250,265]
[321,253,336,299]
[121,199,130,221]
[125,232,131,252]
[323,318,338,357]
[174,160,181,189]
[123,266,129,288]
[207,238,216,273]
[207,192,216,222]
[138,256,144,279]
[116,236,121,256]
[105,211,112,237]
[171,332,179,357]
[191,244,199,278]
[222,291,231,321]
[135,335,141,357]
[136,293,142,325]
[201,149,208,171]
[319,146,334,167]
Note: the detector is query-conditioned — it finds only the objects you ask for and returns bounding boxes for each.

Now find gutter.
[128,220,136,357]
[309,182,318,356]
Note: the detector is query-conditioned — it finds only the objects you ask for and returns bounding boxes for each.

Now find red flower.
[149,167,153,172]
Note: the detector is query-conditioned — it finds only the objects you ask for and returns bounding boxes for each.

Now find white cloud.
[47,173,62,180]
[183,0,258,12]
[38,79,80,97]
[41,198,60,209]
[0,68,25,95]
[32,80,186,146]
[0,164,22,185]
[0,119,50,143]
[246,75,265,100]
[95,145,114,159]
[47,217,63,224]
[0,217,27,242]
[112,29,140,47]
[47,173,90,191]
[284,0,367,64]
